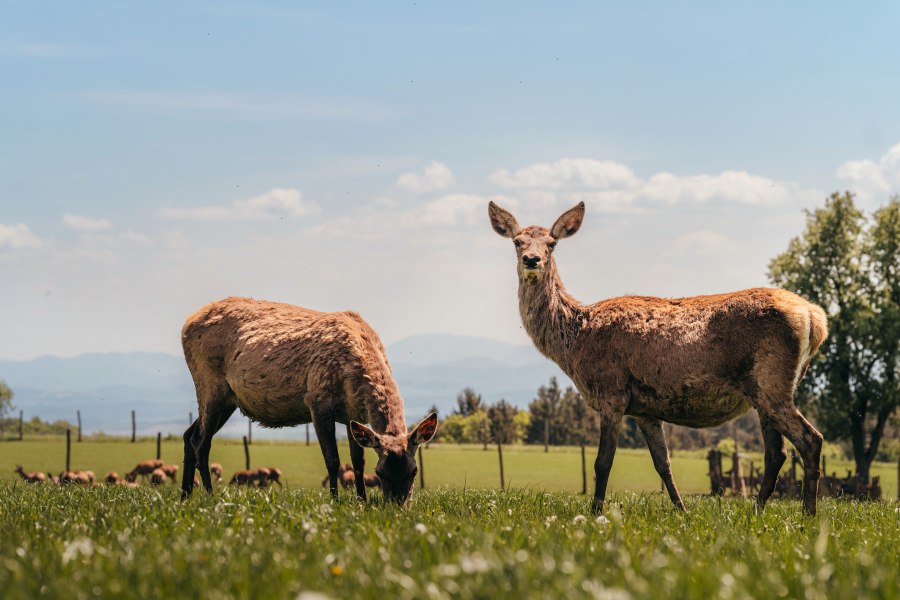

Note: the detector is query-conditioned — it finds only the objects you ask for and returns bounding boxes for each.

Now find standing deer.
[488,201,827,515]
[14,466,46,484]
[180,297,437,504]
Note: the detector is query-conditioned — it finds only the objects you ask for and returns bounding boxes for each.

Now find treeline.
[432,378,770,452]
[0,415,77,439]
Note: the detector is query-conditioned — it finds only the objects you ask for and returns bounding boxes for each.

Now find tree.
[453,387,484,416]
[462,410,492,449]
[0,380,13,440]
[487,399,519,444]
[557,386,600,446]
[769,192,900,481]
[526,378,564,446]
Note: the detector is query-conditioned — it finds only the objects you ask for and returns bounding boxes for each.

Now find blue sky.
[2,2,900,360]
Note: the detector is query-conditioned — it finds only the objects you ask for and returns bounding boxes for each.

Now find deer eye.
[548,242,557,250]
[513,239,523,248]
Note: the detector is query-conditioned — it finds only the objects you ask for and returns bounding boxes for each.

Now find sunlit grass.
[0,483,897,599]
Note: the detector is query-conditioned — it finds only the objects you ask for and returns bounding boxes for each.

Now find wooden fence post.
[248,419,252,445]
[243,435,250,470]
[77,410,82,442]
[306,423,310,446]
[581,445,587,495]
[131,410,136,443]
[65,429,71,472]
[497,441,505,491]
[19,410,23,441]
[822,455,827,477]
[790,450,797,482]
[418,445,425,489]
[543,418,549,453]
[156,432,162,460]
[189,412,193,425]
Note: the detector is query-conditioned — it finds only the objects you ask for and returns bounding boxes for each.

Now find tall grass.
[0,483,897,599]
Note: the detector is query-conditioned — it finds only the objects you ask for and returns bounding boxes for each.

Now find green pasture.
[0,483,898,599]
[0,437,896,499]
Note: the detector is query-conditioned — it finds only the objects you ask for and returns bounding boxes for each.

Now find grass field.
[1,437,897,499]
[1,483,898,599]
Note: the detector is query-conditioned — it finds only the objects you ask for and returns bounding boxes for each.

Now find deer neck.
[361,365,408,437]
[518,257,583,369]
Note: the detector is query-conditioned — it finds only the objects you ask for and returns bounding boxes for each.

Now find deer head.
[488,201,585,281]
[349,412,438,505]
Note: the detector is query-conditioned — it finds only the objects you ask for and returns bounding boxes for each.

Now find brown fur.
[14,465,46,484]
[179,297,436,504]
[161,464,179,483]
[126,459,164,483]
[489,201,827,515]
[150,468,167,485]
[209,462,223,483]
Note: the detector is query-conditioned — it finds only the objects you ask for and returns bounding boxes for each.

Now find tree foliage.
[769,192,900,479]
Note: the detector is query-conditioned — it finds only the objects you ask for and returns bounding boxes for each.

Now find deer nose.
[523,255,541,269]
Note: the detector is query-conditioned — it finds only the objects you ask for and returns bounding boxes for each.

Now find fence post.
[19,410,23,441]
[77,410,82,442]
[306,423,310,446]
[790,450,797,482]
[156,432,162,461]
[418,445,425,489]
[543,418,549,453]
[243,435,250,470]
[65,429,71,472]
[732,451,746,497]
[822,455,827,477]
[497,441,505,491]
[189,412,193,426]
[581,445,587,494]
[248,419,252,445]
[131,410,136,443]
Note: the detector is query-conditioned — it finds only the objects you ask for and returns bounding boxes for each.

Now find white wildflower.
[596,515,610,526]
[415,523,427,534]
[573,514,587,525]
[62,538,94,565]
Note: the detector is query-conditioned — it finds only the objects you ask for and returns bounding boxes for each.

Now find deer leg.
[347,423,368,502]
[591,415,622,514]
[756,413,787,508]
[634,417,685,512]
[194,402,237,493]
[180,419,200,499]
[766,408,823,515]
[312,409,341,500]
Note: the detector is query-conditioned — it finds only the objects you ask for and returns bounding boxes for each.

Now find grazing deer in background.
[149,468,167,485]
[210,462,223,483]
[489,201,827,515]
[126,459,163,483]
[180,297,437,504]
[14,466,46,484]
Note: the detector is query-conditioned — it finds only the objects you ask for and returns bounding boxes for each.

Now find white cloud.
[63,214,114,232]
[636,171,793,207]
[836,143,900,203]
[416,194,517,227]
[490,159,808,214]
[490,158,642,191]
[0,223,42,250]
[160,188,320,221]
[668,229,744,259]
[396,162,455,194]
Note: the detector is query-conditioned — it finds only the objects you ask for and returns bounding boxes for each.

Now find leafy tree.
[557,386,600,446]
[487,399,519,444]
[769,192,900,481]
[453,387,484,416]
[437,413,466,443]
[462,410,492,449]
[0,380,13,440]
[526,378,564,445]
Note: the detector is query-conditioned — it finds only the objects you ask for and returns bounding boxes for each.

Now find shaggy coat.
[489,201,827,515]
[180,297,436,504]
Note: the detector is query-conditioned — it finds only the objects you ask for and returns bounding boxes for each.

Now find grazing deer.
[14,465,46,484]
[161,464,179,483]
[210,462,223,483]
[180,297,437,504]
[322,464,379,490]
[488,201,827,515]
[126,459,164,483]
[150,468,167,485]
[265,467,284,487]
[229,468,268,487]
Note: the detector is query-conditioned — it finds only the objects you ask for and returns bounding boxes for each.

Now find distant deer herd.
[10,202,832,515]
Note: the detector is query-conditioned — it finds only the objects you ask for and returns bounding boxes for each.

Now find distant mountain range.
[0,334,570,438]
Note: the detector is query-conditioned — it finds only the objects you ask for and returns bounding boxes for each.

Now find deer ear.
[488,201,521,238]
[550,201,585,239]
[350,421,382,449]
[409,412,438,446]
